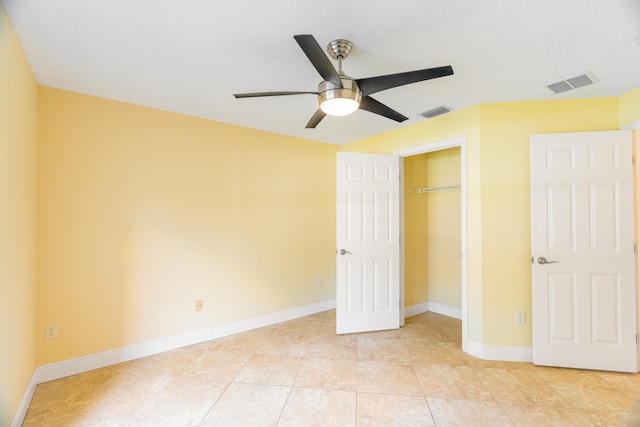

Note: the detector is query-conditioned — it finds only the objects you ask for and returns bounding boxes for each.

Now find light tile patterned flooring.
[23,310,640,426]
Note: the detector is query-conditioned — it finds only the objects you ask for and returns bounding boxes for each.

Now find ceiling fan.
[233,34,454,129]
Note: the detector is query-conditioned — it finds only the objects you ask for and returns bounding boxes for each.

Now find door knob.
[537,256,558,265]
[338,249,352,255]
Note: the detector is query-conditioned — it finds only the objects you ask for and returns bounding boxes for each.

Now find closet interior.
[404,147,462,316]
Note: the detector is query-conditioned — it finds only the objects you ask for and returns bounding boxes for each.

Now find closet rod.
[414,185,461,194]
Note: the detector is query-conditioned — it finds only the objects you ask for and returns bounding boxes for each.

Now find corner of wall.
[619,86,640,129]
[0,4,39,427]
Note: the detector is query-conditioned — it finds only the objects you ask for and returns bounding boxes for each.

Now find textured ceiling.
[2,0,640,145]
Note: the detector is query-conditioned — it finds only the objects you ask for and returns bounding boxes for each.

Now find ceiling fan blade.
[294,34,343,88]
[359,96,409,122]
[356,65,454,97]
[305,109,326,128]
[234,91,317,98]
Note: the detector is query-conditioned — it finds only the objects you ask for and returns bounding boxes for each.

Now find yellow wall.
[478,98,619,346]
[403,155,429,306]
[424,148,462,308]
[619,86,640,128]
[37,87,338,365]
[403,149,462,309]
[0,5,38,426]
[342,97,622,347]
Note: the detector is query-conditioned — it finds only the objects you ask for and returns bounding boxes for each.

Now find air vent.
[420,105,453,119]
[546,72,598,94]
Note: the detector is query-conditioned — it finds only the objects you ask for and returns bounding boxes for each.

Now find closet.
[404,147,462,317]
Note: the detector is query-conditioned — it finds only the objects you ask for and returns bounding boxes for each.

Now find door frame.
[395,136,468,353]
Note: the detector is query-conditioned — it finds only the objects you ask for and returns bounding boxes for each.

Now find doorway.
[396,136,468,352]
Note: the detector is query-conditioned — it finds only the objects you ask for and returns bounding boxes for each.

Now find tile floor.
[22,311,640,426]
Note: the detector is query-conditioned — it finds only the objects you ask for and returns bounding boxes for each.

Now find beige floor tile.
[277,388,356,427]
[306,333,358,360]
[183,349,251,382]
[139,347,204,375]
[83,372,171,419]
[198,382,290,427]
[532,366,606,385]
[356,328,403,340]
[205,328,273,353]
[129,375,227,425]
[535,367,640,412]
[415,364,494,401]
[22,404,101,427]
[549,381,640,412]
[293,357,357,391]
[117,347,205,377]
[249,331,309,357]
[357,337,412,364]
[273,318,327,337]
[427,397,514,427]
[580,409,640,426]
[22,310,640,426]
[477,367,572,407]
[406,312,461,329]
[22,414,137,427]
[357,361,422,396]
[470,359,537,370]
[356,392,435,427]
[400,322,459,342]
[23,373,102,424]
[234,353,303,386]
[405,339,474,366]
[502,404,593,426]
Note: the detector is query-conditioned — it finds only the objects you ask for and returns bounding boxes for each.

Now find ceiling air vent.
[546,72,598,94]
[420,105,453,119]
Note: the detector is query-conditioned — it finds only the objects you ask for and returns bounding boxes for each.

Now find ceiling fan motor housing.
[318,77,362,116]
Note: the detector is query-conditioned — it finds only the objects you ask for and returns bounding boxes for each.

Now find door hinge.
[636,334,638,344]
[635,244,637,254]
[633,156,636,166]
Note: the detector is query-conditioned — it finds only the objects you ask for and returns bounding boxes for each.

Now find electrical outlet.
[195,299,203,312]
[516,311,526,325]
[317,280,324,289]
[45,323,58,340]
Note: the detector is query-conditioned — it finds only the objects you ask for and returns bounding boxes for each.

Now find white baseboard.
[466,340,484,359]
[11,299,336,427]
[427,302,462,320]
[404,301,462,320]
[467,340,533,362]
[403,302,532,364]
[10,375,37,427]
[404,302,430,318]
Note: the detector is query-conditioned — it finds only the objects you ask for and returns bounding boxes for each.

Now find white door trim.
[394,136,468,353]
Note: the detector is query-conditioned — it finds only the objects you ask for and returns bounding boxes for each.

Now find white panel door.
[336,152,400,334]
[531,130,637,372]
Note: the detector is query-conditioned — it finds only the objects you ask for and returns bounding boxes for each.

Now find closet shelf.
[414,185,461,194]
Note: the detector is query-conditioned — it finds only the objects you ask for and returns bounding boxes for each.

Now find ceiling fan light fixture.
[320,97,359,116]
[318,78,362,116]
